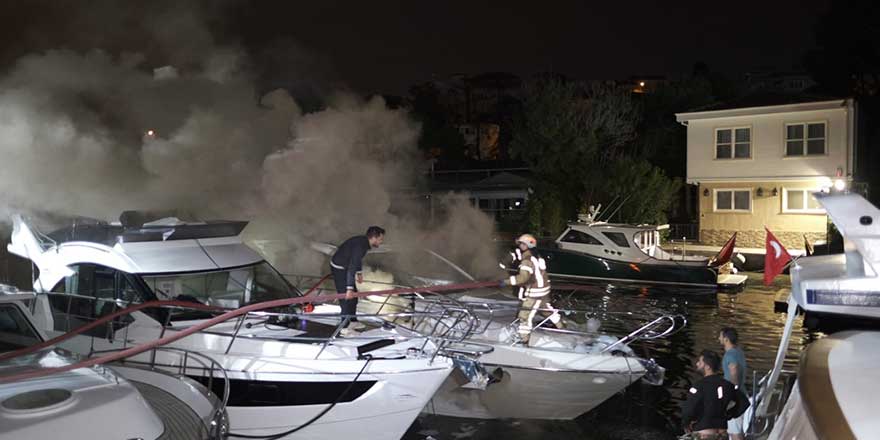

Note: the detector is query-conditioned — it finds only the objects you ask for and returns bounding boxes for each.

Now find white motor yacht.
[302,245,679,420]
[0,291,227,440]
[539,222,747,289]
[752,192,880,439]
[6,214,455,440]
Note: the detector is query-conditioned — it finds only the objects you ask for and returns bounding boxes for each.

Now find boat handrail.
[748,366,799,433]
[89,345,229,440]
[370,290,688,351]
[414,294,686,338]
[599,314,687,353]
[20,290,485,363]
[0,282,503,387]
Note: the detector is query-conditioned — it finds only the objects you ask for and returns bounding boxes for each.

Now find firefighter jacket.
[504,248,551,298]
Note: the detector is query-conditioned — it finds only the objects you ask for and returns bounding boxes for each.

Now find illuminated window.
[782,189,825,213]
[785,122,826,156]
[715,127,751,159]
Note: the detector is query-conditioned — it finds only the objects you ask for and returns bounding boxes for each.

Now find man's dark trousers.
[331,265,357,326]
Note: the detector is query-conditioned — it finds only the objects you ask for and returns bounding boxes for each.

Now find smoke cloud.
[0,1,501,282]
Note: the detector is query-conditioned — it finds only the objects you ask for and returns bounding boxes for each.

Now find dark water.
[405,273,815,440]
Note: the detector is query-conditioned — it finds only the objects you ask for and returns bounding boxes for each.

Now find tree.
[511,78,647,235]
[511,79,683,235]
[637,79,713,178]
[598,159,682,225]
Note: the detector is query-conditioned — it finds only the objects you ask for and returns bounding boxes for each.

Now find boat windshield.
[141,262,302,309]
[362,249,473,286]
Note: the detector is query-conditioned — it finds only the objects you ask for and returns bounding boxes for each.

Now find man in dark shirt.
[330,226,385,333]
[681,350,749,439]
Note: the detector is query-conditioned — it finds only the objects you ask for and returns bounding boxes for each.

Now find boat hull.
[426,343,645,420]
[222,366,452,440]
[539,247,718,288]
[428,363,642,420]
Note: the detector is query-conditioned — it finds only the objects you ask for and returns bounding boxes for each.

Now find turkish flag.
[764,228,792,286]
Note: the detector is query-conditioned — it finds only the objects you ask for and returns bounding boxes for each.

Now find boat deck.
[132,380,208,440]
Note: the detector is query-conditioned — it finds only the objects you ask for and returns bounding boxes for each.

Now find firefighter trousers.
[517,296,563,341]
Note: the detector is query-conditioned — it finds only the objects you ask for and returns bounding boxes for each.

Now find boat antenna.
[603,192,633,222]
[596,196,617,220]
[593,196,618,222]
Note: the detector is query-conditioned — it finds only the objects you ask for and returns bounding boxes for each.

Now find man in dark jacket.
[330,226,385,333]
[681,350,749,439]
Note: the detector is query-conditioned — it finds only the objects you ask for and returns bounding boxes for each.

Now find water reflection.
[408,273,814,439]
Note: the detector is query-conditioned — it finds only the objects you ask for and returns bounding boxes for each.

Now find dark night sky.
[229,0,834,93]
[0,0,833,95]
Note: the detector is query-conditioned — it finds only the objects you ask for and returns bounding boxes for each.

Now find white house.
[675,98,857,249]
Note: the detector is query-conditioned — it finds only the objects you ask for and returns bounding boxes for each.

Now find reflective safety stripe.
[536,258,547,270]
[545,302,561,324]
[689,387,698,394]
[509,276,517,285]
[330,261,345,270]
[531,257,544,288]
[526,299,542,330]
[717,386,724,399]
[527,287,551,297]
[515,248,522,260]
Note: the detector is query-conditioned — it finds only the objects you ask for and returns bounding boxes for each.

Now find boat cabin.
[555,223,699,263]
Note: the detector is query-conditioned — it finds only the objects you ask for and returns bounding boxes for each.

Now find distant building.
[414,72,521,161]
[457,122,500,160]
[423,72,521,125]
[745,71,817,93]
[392,168,531,230]
[676,95,857,249]
[628,75,667,94]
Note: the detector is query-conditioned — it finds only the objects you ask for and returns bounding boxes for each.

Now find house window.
[714,189,751,212]
[782,189,825,213]
[715,127,751,159]
[785,122,826,156]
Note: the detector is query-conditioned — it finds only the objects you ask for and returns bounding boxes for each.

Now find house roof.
[428,170,531,192]
[695,92,843,112]
[676,93,851,122]
[474,171,530,188]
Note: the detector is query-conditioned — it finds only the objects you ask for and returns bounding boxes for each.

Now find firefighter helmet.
[516,233,537,248]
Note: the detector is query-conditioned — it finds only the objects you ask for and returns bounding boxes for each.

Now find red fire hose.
[0,279,499,383]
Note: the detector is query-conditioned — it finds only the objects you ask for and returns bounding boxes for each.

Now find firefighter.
[500,234,563,344]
